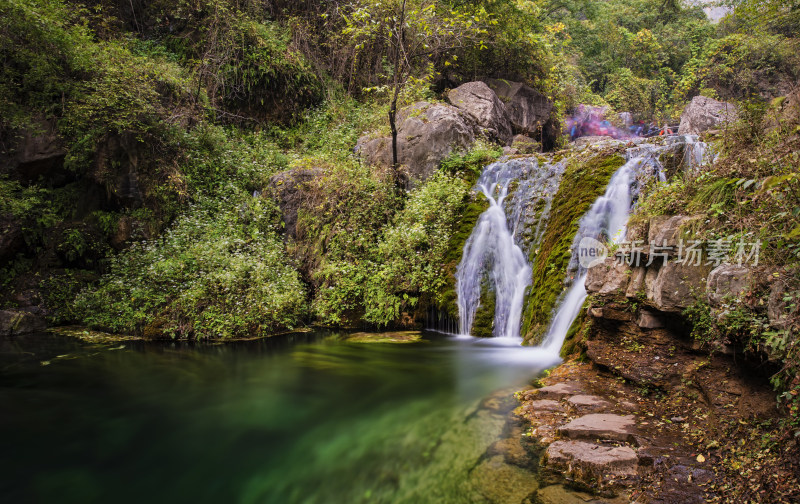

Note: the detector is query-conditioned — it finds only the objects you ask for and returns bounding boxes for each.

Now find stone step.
[559,414,637,443]
[545,440,639,477]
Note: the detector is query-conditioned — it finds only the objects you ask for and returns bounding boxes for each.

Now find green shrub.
[72,193,308,339]
[311,170,470,327]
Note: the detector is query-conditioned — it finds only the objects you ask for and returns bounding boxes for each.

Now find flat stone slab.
[567,395,612,411]
[527,399,563,412]
[342,331,422,343]
[559,414,636,442]
[546,440,638,477]
[536,382,582,399]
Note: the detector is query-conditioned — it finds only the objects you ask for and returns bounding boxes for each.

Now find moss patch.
[471,279,497,338]
[432,193,490,319]
[340,331,423,343]
[521,151,625,344]
[559,298,590,358]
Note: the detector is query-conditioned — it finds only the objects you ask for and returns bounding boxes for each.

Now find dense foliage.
[72,192,308,339]
[1,0,798,344]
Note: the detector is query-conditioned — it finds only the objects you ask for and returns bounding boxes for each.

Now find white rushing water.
[540,137,709,355]
[539,155,640,353]
[455,159,563,340]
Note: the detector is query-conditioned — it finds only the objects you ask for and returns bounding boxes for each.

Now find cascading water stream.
[455,159,563,340]
[540,137,709,355]
[539,155,640,353]
[455,166,531,340]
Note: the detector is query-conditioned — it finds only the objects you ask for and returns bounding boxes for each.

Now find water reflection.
[0,331,549,503]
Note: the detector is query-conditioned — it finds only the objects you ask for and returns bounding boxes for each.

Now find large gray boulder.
[677,96,738,135]
[484,78,555,146]
[355,102,475,182]
[0,310,47,336]
[447,81,513,144]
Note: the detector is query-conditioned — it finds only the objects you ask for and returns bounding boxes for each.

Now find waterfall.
[539,155,640,353]
[540,137,708,354]
[455,159,564,339]
[451,135,707,355]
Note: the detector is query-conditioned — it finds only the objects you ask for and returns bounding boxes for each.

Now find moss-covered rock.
[340,331,423,343]
[471,279,497,338]
[521,150,626,344]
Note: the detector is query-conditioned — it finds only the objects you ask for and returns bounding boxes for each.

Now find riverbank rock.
[677,96,737,135]
[567,395,613,412]
[0,310,47,336]
[505,357,787,502]
[447,81,513,144]
[355,102,475,182]
[535,382,584,399]
[340,331,422,344]
[559,414,637,443]
[545,440,638,477]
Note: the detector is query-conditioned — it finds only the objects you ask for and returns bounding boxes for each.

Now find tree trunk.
[389,90,399,172]
[389,0,407,192]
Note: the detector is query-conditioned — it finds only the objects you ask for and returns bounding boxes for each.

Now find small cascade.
[451,134,707,352]
[425,306,459,334]
[455,158,564,338]
[538,134,711,353]
[540,155,639,353]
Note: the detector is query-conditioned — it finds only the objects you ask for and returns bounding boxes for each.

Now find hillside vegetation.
[0,0,798,338]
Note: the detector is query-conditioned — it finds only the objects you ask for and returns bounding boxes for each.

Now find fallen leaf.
[697,454,706,463]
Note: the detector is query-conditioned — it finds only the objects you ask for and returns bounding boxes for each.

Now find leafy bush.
[72,193,308,339]
[310,170,471,327]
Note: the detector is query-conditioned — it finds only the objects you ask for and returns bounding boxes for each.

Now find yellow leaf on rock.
[697,454,706,463]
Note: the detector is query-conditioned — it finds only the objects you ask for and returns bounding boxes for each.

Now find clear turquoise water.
[0,331,552,503]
